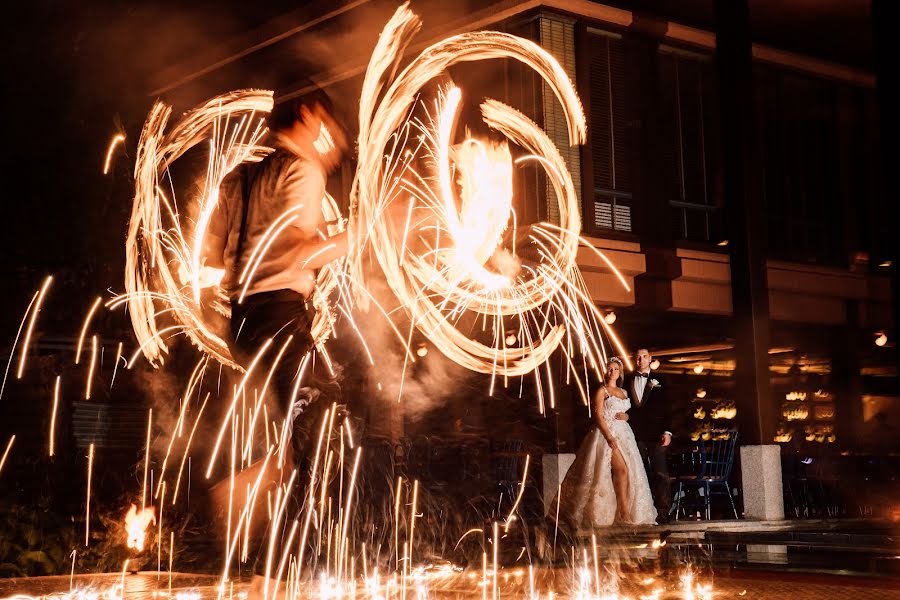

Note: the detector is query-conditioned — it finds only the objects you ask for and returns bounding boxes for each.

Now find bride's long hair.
[604,357,625,387]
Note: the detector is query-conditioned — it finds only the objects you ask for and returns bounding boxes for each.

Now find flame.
[124,503,157,551]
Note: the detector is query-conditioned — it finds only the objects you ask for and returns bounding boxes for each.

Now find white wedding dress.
[554,390,657,528]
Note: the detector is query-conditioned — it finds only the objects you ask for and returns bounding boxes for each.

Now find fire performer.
[203,87,349,583]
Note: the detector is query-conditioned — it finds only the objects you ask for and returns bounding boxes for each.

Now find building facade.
[149,0,897,457]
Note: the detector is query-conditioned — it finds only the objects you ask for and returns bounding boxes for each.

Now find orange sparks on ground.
[103,133,126,175]
[124,503,157,551]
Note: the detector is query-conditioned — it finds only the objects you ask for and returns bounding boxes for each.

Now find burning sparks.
[0,5,679,599]
[0,434,15,475]
[85,335,98,400]
[50,376,61,456]
[76,296,103,365]
[142,408,152,510]
[124,504,157,551]
[17,275,53,380]
[103,133,126,175]
[345,4,627,405]
[86,443,95,546]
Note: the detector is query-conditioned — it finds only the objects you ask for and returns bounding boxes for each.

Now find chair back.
[491,439,525,497]
[700,430,738,480]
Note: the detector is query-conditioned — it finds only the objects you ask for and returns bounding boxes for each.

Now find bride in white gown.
[554,357,657,528]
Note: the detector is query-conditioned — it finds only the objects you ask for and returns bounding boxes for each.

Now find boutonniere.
[649,379,661,389]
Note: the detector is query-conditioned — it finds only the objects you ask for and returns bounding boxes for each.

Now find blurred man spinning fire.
[203,86,349,592]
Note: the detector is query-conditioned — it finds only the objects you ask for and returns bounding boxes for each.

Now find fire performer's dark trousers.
[228,289,337,575]
[637,440,672,523]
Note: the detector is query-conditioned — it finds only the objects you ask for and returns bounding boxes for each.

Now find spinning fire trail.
[2,2,668,597]
[124,3,630,411]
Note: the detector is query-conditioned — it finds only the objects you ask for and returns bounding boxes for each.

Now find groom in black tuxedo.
[626,348,673,524]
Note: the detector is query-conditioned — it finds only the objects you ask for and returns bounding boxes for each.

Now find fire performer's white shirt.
[207,133,327,300]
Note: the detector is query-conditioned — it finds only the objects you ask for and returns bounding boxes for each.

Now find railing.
[670,199,720,243]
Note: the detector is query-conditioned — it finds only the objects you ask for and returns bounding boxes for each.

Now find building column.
[625,17,680,311]
[872,0,900,377]
[832,302,864,448]
[713,0,776,445]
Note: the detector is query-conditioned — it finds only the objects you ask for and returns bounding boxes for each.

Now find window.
[755,66,843,264]
[658,47,722,244]
[587,29,631,233]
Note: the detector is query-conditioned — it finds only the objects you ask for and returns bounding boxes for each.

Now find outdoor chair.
[491,439,525,504]
[671,430,740,520]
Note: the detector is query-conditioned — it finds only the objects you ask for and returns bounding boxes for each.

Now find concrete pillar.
[872,0,900,378]
[714,0,776,444]
[740,445,784,520]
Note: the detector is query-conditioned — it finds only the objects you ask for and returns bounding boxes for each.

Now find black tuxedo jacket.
[625,372,671,443]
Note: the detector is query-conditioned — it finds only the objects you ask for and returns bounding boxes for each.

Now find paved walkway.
[2,568,900,599]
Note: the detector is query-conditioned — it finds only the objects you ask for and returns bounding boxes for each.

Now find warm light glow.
[784,405,809,421]
[124,504,157,551]
[650,359,660,370]
[695,388,707,399]
[875,332,888,347]
[693,364,704,374]
[416,344,428,358]
[604,311,616,324]
[711,404,737,420]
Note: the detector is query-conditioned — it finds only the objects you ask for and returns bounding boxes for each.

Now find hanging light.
[875,332,888,347]
[650,359,660,370]
[416,344,428,357]
[696,388,707,399]
[604,311,617,325]
[505,333,517,346]
[693,364,705,374]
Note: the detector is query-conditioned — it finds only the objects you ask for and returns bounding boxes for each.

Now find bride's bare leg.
[610,446,631,522]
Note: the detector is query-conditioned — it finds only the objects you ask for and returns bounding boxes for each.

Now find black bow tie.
[636,372,650,378]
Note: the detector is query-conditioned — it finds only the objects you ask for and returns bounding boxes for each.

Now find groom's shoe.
[655,511,670,525]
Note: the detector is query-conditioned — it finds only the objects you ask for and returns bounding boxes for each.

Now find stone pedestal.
[746,544,788,564]
[542,453,575,515]
[739,445,784,520]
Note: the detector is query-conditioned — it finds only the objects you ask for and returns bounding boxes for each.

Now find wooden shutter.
[540,14,581,225]
[659,46,720,242]
[588,29,631,232]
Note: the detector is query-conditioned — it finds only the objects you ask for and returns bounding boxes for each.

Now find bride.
[554,357,657,528]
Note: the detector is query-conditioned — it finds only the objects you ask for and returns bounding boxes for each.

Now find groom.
[626,348,673,524]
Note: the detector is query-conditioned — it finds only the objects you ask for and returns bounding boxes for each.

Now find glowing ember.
[103,133,126,175]
[0,434,15,475]
[124,503,157,552]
